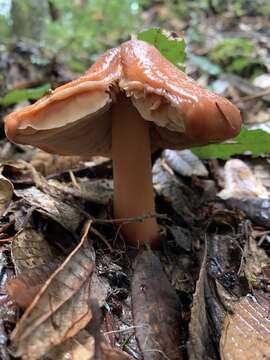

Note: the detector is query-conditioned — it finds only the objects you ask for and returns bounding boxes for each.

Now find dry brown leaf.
[99,342,134,360]
[0,174,13,216]
[132,250,182,360]
[91,272,109,307]
[220,292,270,360]
[49,299,132,360]
[30,150,83,176]
[48,178,113,205]
[14,186,81,232]
[11,221,94,360]
[8,224,108,309]
[11,224,58,273]
[48,329,95,360]
[6,261,61,308]
[8,224,61,308]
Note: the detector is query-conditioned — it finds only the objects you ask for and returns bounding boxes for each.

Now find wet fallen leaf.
[163,149,208,177]
[132,250,182,360]
[220,292,270,360]
[0,174,13,216]
[11,221,94,360]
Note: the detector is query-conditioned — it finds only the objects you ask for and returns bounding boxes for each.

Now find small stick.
[234,88,270,103]
[92,213,169,225]
[91,226,113,252]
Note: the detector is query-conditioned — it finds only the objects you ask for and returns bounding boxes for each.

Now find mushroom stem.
[112,95,159,248]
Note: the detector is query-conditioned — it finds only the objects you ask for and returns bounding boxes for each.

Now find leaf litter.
[10,220,94,360]
[1,145,269,359]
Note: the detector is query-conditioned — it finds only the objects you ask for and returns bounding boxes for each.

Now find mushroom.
[4,40,242,248]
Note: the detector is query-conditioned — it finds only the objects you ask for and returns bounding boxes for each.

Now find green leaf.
[229,57,263,73]
[137,28,185,69]
[192,128,270,159]
[0,84,51,106]
[188,54,221,75]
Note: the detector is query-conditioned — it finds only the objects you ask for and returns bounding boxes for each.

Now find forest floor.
[0,5,270,360]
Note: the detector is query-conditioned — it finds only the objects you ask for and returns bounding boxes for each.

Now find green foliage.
[0,84,51,106]
[42,0,145,67]
[0,14,10,41]
[0,0,147,68]
[192,128,270,159]
[231,0,270,16]
[208,38,263,76]
[137,28,185,69]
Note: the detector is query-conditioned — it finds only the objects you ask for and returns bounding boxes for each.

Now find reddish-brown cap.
[4,40,242,155]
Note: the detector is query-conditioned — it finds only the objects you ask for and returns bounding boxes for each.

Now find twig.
[234,88,270,103]
[91,226,113,252]
[103,324,147,335]
[92,213,169,225]
[69,170,81,190]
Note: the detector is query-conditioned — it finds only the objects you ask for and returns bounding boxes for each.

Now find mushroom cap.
[4,40,242,156]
